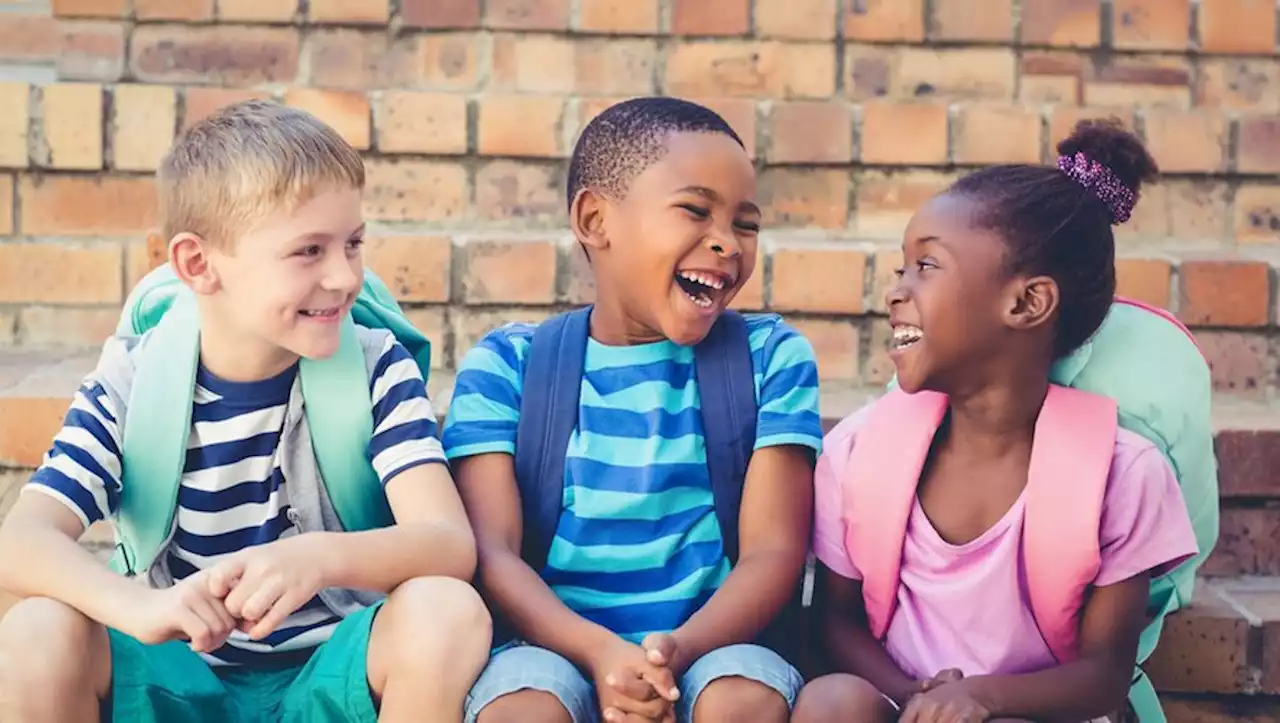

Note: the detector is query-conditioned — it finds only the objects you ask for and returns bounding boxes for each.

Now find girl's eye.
[735,220,760,233]
[298,245,322,258]
[679,204,710,219]
[893,267,906,278]
[347,237,365,251]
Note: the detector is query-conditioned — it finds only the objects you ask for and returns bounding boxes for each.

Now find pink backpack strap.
[1023,384,1118,663]
[1113,295,1201,353]
[842,388,949,640]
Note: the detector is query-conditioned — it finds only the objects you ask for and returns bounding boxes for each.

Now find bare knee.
[792,674,894,723]
[0,597,109,698]
[477,690,572,723]
[693,676,788,723]
[371,577,492,681]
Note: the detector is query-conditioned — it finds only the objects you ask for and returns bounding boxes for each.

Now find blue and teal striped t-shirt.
[442,313,822,642]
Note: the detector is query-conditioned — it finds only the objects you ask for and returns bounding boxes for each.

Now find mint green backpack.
[109,264,432,578]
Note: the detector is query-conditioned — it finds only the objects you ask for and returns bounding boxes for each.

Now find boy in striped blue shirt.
[0,101,489,722]
[445,98,823,723]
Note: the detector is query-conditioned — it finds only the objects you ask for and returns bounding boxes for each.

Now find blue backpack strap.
[693,311,757,565]
[514,306,592,572]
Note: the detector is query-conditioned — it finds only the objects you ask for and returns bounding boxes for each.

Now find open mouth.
[299,307,341,319]
[675,270,732,310]
[891,324,923,350]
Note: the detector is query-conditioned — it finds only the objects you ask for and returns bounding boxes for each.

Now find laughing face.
[581,131,760,347]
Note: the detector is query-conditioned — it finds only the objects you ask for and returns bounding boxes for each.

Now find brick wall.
[0,0,1278,392]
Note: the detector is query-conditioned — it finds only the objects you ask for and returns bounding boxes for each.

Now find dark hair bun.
[1056,117,1159,196]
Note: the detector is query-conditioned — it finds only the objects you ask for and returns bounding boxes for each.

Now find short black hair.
[566,96,745,212]
[948,117,1159,358]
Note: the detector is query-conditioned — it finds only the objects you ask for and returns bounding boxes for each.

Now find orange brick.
[0,175,11,235]
[308,0,389,23]
[1123,180,1230,242]
[52,0,127,17]
[478,96,567,158]
[729,246,765,311]
[375,91,467,155]
[183,88,272,129]
[363,236,452,303]
[1234,185,1280,243]
[845,46,1017,101]
[485,0,570,29]
[1019,0,1102,46]
[362,160,468,223]
[759,169,849,229]
[475,161,563,223]
[462,239,558,304]
[39,83,103,171]
[401,0,481,28]
[0,83,29,169]
[1179,259,1270,328]
[860,102,949,166]
[670,0,749,35]
[954,104,1042,165]
[19,175,158,237]
[844,0,925,42]
[1196,59,1280,112]
[216,0,298,21]
[125,234,168,291]
[309,31,479,92]
[1115,258,1172,308]
[0,13,60,65]
[756,0,838,40]
[490,34,576,94]
[563,244,595,304]
[1019,52,1085,104]
[0,242,123,304]
[575,39,659,96]
[933,0,1013,41]
[769,245,867,313]
[419,33,483,90]
[1199,0,1276,54]
[1140,110,1227,173]
[689,98,758,159]
[1113,0,1191,50]
[400,308,449,370]
[284,89,371,151]
[869,248,903,313]
[665,41,836,100]
[788,318,859,381]
[1238,116,1280,175]
[1084,56,1192,107]
[452,308,553,367]
[854,171,953,239]
[769,101,852,164]
[135,0,215,20]
[865,319,896,385]
[577,0,659,33]
[1049,108,1135,152]
[0,396,79,469]
[112,84,177,172]
[17,307,119,349]
[58,20,126,82]
[130,25,299,86]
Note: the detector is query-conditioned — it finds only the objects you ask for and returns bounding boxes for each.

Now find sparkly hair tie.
[1056,151,1137,224]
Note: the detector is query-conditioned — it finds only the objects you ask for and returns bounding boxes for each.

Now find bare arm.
[819,564,921,705]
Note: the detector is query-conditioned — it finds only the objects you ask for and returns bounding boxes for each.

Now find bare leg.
[0,597,112,723]
[693,676,790,723]
[791,674,897,723]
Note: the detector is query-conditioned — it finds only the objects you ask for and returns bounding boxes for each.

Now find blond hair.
[158,99,365,249]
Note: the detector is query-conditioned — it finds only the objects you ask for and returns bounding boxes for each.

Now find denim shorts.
[463,641,803,723]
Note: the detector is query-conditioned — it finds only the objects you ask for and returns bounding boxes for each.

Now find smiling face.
[581,131,760,346]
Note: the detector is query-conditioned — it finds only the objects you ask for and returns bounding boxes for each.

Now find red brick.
[933,0,1013,41]
[284,89,371,151]
[769,245,866,313]
[182,88,272,129]
[19,175,157,237]
[308,0,388,23]
[135,0,215,20]
[759,169,849,229]
[1235,185,1280,244]
[788,319,859,381]
[1195,330,1269,397]
[1199,0,1276,54]
[363,236,452,303]
[1122,180,1229,243]
[52,0,127,18]
[216,0,298,22]
[39,83,103,171]
[860,102,949,166]
[490,34,575,94]
[1144,587,1254,693]
[769,101,853,164]
[125,234,168,291]
[1085,56,1192,108]
[462,239,558,304]
[844,0,925,42]
[131,25,299,86]
[401,0,480,28]
[484,0,569,30]
[363,160,468,223]
[562,244,595,305]
[670,0,749,35]
[577,0,659,33]
[0,83,30,169]
[475,161,563,224]
[854,171,953,239]
[1113,0,1191,50]
[58,20,126,82]
[0,175,12,236]
[0,242,122,305]
[729,247,765,311]
[665,41,836,100]
[1019,52,1085,104]
[400,308,449,370]
[575,39,658,96]
[0,396,77,469]
[869,248,903,314]
[692,98,758,159]
[0,13,61,65]
[1204,507,1280,576]
[845,46,1018,101]
[954,104,1041,165]
[374,91,467,155]
[417,33,483,90]
[112,84,177,172]
[1179,259,1270,328]
[1216,429,1280,498]
[1141,110,1228,173]
[1115,258,1172,309]
[756,0,838,40]
[1238,116,1280,175]
[1019,0,1102,46]
[478,96,568,158]
[17,307,119,349]
[1196,58,1280,112]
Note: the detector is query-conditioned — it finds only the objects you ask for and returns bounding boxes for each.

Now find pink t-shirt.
[812,405,1200,681]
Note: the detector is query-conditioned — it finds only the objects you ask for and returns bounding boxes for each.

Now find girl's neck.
[944,360,1051,458]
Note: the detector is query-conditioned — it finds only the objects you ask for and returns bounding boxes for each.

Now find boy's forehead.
[627,132,756,203]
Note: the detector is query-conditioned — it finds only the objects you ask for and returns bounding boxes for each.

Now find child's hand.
[120,573,237,653]
[900,677,990,723]
[206,536,326,641]
[919,668,964,693]
[587,637,680,722]
[641,632,681,673]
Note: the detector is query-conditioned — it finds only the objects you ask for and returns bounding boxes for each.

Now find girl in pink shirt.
[793,120,1199,723]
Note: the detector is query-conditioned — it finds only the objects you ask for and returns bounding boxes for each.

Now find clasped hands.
[588,632,685,723]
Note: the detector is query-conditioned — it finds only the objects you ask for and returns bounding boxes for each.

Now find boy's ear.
[169,232,221,295]
[570,188,610,253]
[1003,274,1058,331]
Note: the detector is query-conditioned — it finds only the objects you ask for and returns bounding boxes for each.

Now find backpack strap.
[843,388,949,640]
[514,307,592,572]
[692,311,756,564]
[1023,384,1117,663]
[1113,296,1201,354]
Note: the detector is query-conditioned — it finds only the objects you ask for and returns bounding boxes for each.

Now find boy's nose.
[707,233,742,259]
[322,256,361,293]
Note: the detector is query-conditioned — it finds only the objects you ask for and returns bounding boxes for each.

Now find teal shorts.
[104,602,382,723]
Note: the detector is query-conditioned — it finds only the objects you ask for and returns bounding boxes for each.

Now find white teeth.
[678,270,725,290]
[684,291,714,308]
[891,325,923,349]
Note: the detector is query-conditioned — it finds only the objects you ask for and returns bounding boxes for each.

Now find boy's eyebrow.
[290,223,366,245]
[676,185,762,216]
